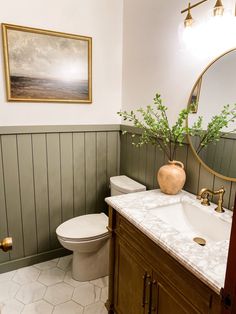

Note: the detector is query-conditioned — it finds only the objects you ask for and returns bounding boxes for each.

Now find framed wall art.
[2,23,92,103]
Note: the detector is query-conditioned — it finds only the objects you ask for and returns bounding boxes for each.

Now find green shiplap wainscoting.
[120,125,236,211]
[0,123,235,273]
[0,125,120,272]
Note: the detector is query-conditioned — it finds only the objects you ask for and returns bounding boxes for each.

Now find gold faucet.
[0,237,12,252]
[197,187,225,213]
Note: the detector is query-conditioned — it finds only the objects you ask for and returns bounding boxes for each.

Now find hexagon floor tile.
[16,281,46,304]
[44,282,74,305]
[38,267,65,286]
[0,254,108,313]
[72,283,101,306]
[22,300,53,314]
[53,300,83,314]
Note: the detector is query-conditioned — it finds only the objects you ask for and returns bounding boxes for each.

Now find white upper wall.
[0,0,123,125]
[122,0,236,125]
[1,0,235,126]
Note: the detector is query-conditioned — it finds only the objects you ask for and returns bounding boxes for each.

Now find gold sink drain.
[193,237,206,246]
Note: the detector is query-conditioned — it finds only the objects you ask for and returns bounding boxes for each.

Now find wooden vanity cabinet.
[106,207,222,314]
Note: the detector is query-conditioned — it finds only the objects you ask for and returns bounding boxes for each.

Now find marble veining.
[105,189,232,294]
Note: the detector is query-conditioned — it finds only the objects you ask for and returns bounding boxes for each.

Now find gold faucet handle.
[198,191,211,206]
[201,196,210,206]
[0,237,12,252]
[197,195,210,205]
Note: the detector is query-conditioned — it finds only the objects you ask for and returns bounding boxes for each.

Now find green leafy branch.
[189,104,236,154]
[118,94,190,161]
[118,93,236,160]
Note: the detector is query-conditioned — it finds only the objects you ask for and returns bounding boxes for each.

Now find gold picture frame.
[2,23,92,103]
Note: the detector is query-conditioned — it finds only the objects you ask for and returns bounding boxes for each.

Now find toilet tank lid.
[56,213,108,240]
[110,175,146,194]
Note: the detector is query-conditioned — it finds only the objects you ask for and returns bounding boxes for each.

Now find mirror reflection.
[188,49,236,180]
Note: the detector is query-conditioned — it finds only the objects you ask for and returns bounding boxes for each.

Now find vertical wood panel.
[0,137,9,263]
[205,143,217,170]
[214,140,224,173]
[229,141,236,178]
[153,147,165,189]
[46,134,61,249]
[85,133,96,214]
[219,139,233,177]
[107,132,118,182]
[96,132,107,212]
[1,135,24,259]
[146,144,155,189]
[73,133,86,217]
[175,145,188,168]
[116,132,120,176]
[126,134,134,178]
[130,137,140,181]
[185,147,200,195]
[120,133,127,175]
[32,134,50,253]
[60,133,73,222]
[138,143,147,186]
[17,135,37,256]
[198,165,214,196]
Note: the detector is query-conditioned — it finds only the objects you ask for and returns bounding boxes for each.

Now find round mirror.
[187,48,236,182]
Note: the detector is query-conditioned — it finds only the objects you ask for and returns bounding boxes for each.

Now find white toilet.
[56,175,146,281]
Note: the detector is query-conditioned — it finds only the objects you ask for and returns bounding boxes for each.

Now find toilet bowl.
[56,175,146,281]
[56,213,110,281]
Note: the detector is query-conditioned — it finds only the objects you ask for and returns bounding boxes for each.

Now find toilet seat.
[56,213,109,242]
[58,232,110,243]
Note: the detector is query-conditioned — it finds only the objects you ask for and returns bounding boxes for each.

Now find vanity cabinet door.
[114,237,152,314]
[151,272,201,314]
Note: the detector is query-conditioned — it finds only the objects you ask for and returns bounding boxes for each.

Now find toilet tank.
[110,175,146,196]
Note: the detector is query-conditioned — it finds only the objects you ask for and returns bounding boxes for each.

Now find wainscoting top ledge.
[0,124,121,135]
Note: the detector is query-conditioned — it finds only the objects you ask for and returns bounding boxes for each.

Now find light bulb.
[213,0,224,16]
[184,11,194,27]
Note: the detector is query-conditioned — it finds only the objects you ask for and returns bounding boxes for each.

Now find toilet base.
[72,238,109,281]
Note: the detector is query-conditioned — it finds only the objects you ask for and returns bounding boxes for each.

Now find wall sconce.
[181,0,226,27]
[184,3,194,27]
[213,0,224,16]
[180,0,236,58]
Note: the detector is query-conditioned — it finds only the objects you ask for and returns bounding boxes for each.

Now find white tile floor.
[0,255,108,314]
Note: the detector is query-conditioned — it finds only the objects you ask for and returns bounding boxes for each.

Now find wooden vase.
[157,160,186,195]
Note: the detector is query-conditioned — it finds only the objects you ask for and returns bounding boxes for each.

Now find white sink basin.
[149,199,231,243]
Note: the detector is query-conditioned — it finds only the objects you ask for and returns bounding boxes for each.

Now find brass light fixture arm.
[181,0,209,14]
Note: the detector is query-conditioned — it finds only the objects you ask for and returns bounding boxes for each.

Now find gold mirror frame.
[187,47,236,182]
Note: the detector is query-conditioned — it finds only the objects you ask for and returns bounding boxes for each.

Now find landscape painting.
[2,24,92,103]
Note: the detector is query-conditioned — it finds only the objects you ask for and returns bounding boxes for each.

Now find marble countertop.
[105,189,232,294]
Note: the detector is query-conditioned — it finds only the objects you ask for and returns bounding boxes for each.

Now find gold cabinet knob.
[0,237,12,252]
